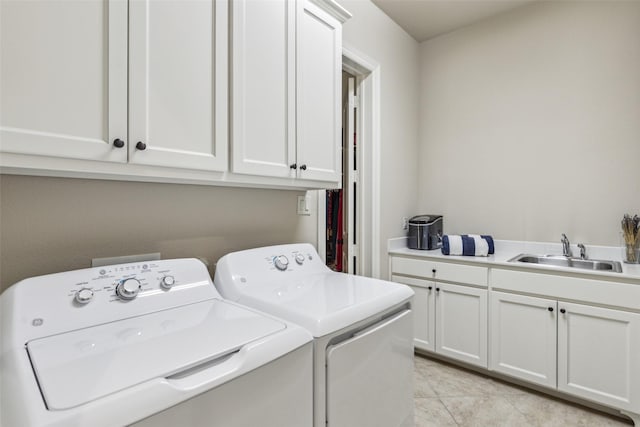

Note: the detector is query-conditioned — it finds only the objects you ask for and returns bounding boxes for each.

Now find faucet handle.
[578,243,587,260]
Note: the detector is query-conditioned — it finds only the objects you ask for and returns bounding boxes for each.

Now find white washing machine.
[214,243,415,427]
[0,258,313,427]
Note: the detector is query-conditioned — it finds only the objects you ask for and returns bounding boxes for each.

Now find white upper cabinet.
[296,0,342,182]
[0,0,349,188]
[0,0,127,162]
[231,0,346,184]
[1,0,227,172]
[128,0,228,171]
[231,0,296,178]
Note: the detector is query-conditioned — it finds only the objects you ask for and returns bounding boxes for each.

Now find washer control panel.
[258,245,322,276]
[67,261,211,305]
[214,244,330,298]
[7,258,219,342]
[67,261,173,305]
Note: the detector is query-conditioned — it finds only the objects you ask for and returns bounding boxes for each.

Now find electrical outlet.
[402,217,409,230]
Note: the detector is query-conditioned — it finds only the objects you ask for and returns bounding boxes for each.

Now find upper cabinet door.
[231,0,296,178]
[296,0,341,182]
[0,0,128,162]
[128,0,228,172]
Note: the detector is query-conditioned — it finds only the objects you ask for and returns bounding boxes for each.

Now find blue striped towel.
[441,235,495,256]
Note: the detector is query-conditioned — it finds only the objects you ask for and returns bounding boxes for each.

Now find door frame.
[317,45,381,278]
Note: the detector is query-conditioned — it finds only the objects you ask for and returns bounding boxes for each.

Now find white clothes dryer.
[214,243,415,427]
[0,258,313,427]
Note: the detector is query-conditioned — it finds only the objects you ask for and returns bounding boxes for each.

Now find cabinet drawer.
[491,268,640,311]
[391,256,487,287]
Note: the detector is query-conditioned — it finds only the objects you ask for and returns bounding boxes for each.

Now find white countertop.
[388,237,640,282]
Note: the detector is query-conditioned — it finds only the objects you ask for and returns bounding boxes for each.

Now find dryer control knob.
[160,275,175,289]
[75,288,94,304]
[274,255,289,271]
[295,253,305,265]
[116,278,141,300]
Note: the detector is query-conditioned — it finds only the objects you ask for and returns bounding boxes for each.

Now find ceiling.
[370,0,535,42]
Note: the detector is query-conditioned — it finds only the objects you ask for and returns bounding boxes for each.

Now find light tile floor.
[414,354,634,427]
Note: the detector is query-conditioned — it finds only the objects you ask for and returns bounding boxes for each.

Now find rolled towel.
[481,234,495,254]
[441,234,495,256]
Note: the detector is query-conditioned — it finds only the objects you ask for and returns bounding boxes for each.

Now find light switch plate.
[297,195,311,216]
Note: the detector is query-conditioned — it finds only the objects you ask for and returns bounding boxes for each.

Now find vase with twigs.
[621,214,640,263]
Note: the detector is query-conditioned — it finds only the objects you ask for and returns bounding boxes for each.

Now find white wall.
[338,0,420,278]
[0,175,316,291]
[418,1,640,247]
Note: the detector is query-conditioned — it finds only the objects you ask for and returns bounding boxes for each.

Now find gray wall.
[418,1,640,246]
[0,175,316,290]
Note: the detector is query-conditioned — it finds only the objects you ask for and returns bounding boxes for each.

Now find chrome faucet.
[577,243,587,260]
[561,234,572,257]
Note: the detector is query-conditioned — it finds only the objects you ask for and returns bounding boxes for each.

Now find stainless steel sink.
[508,254,623,273]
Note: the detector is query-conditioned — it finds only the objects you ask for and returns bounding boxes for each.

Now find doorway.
[317,47,381,278]
[326,71,358,273]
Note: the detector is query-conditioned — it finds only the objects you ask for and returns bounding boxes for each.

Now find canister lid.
[409,215,442,225]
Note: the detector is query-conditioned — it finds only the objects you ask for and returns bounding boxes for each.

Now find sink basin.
[508,254,623,273]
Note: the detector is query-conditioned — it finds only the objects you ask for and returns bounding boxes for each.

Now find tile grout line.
[437,394,462,427]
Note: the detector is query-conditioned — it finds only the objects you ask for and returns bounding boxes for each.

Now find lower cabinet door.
[490,292,557,388]
[435,283,487,368]
[557,302,640,411]
[391,275,435,352]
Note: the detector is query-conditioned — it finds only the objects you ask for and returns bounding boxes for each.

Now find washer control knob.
[295,254,305,265]
[116,278,141,300]
[75,288,94,304]
[160,275,175,289]
[274,255,289,271]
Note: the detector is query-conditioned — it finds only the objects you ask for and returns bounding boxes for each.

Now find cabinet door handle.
[548,307,554,312]
[435,287,440,292]
[432,269,436,274]
[428,286,433,290]
[299,164,307,171]
[290,163,297,170]
[560,308,566,314]
[113,138,125,148]
[136,141,147,150]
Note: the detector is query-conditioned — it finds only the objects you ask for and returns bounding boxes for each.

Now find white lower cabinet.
[490,291,640,416]
[557,302,640,411]
[391,275,435,351]
[391,274,487,368]
[436,283,487,367]
[391,254,640,423]
[490,292,557,388]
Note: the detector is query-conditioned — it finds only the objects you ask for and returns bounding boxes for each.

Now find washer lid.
[26,299,286,410]
[237,273,413,337]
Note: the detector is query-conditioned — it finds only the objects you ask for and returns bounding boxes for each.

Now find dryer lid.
[237,272,413,337]
[27,299,285,410]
